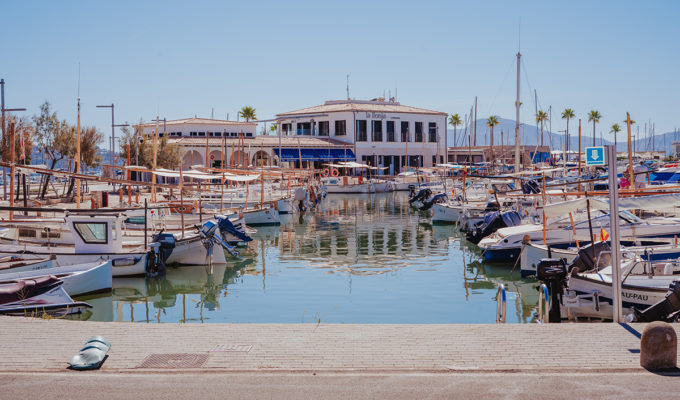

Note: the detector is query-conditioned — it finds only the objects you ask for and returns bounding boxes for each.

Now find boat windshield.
[73,222,108,244]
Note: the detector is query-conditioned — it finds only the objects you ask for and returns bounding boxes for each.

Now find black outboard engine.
[147,232,176,276]
[570,241,611,273]
[409,188,432,204]
[408,185,417,197]
[631,282,680,322]
[537,258,568,322]
[421,193,448,211]
[217,216,252,244]
[466,211,522,245]
[521,179,541,194]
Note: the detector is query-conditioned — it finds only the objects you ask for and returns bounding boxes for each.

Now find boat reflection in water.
[74,192,542,323]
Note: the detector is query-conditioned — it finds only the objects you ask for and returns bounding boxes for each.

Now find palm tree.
[449,113,462,147]
[587,110,602,147]
[238,106,257,122]
[610,123,621,151]
[535,110,549,147]
[486,115,500,167]
[561,108,575,151]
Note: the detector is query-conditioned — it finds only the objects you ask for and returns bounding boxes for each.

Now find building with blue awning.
[275,98,447,174]
[274,148,356,162]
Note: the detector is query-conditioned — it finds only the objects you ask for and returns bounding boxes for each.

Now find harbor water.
[77,192,539,324]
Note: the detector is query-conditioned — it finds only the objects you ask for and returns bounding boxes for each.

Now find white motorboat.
[0,275,91,316]
[321,177,373,194]
[0,259,112,297]
[478,211,680,263]
[0,215,150,276]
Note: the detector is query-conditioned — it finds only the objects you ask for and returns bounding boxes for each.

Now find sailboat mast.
[514,51,521,173]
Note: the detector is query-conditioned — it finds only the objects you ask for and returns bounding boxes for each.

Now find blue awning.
[274,148,356,162]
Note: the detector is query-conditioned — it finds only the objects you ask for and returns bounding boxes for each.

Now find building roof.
[276,99,447,118]
[169,135,349,148]
[447,145,550,152]
[138,117,256,128]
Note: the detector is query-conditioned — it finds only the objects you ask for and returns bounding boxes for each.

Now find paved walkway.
[0,317,672,373]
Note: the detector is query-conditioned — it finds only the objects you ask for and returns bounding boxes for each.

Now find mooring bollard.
[640,321,677,370]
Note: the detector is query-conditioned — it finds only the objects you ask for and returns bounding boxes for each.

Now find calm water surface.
[76,192,540,323]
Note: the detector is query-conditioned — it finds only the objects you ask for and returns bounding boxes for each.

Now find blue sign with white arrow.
[585,146,605,166]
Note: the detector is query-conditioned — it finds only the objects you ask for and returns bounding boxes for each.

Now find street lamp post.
[96,104,128,189]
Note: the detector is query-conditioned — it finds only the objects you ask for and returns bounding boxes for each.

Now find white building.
[138,117,348,169]
[275,99,447,174]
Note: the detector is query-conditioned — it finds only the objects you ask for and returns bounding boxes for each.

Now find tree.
[118,122,181,170]
[449,113,462,147]
[587,110,602,147]
[32,102,73,198]
[269,123,277,135]
[0,115,34,164]
[535,110,549,147]
[65,125,104,196]
[561,108,575,151]
[610,123,621,151]
[238,106,257,122]
[486,115,499,166]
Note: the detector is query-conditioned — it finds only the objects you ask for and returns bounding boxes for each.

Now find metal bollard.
[496,284,506,324]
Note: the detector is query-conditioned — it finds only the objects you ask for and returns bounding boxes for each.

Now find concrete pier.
[1,318,679,399]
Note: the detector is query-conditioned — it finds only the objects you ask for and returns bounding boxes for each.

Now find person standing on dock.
[633,161,648,189]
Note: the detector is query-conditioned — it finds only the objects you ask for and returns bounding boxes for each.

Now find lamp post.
[96,103,129,177]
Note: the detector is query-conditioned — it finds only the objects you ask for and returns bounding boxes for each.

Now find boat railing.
[496,284,506,323]
[537,283,550,324]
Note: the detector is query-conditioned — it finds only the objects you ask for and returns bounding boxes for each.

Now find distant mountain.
[446,118,676,153]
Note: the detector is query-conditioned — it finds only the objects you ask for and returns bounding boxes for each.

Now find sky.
[2,0,679,151]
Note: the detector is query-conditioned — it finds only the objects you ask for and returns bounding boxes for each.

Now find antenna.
[77,62,81,100]
[518,17,521,53]
[346,74,350,100]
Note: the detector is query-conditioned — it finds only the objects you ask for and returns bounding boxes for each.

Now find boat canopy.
[543,193,680,219]
[274,148,356,162]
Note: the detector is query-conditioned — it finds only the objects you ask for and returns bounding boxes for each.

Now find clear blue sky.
[2,0,679,148]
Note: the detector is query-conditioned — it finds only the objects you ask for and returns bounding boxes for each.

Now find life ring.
[331,168,339,177]
[322,168,330,177]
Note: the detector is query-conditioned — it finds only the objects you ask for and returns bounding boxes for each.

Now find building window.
[415,122,423,142]
[297,122,311,135]
[214,132,222,137]
[281,124,292,135]
[198,132,206,137]
[432,155,437,166]
[428,122,437,142]
[245,132,253,137]
[334,120,346,136]
[372,120,383,142]
[319,121,329,136]
[190,131,198,137]
[356,120,367,142]
[401,121,409,142]
[387,121,395,142]
[230,132,237,137]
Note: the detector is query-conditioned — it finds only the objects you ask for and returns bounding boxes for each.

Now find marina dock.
[0,316,669,373]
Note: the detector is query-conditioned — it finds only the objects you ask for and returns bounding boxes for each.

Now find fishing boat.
[0,259,112,297]
[0,275,91,316]
[477,211,680,262]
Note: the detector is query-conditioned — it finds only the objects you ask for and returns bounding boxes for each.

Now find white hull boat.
[0,260,112,297]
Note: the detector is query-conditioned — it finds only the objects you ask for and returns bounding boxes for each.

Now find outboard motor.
[521,179,541,194]
[466,211,522,245]
[421,193,448,211]
[570,241,611,273]
[217,215,252,244]
[631,282,680,322]
[537,258,568,322]
[408,185,417,197]
[199,220,240,257]
[147,232,176,276]
[409,188,432,204]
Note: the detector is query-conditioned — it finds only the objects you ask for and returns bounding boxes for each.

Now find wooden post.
[9,121,15,220]
[205,129,210,168]
[179,168,185,238]
[577,119,582,198]
[152,117,158,203]
[542,173,547,245]
[127,143,131,205]
[626,112,634,196]
[76,98,81,208]
[569,212,580,249]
